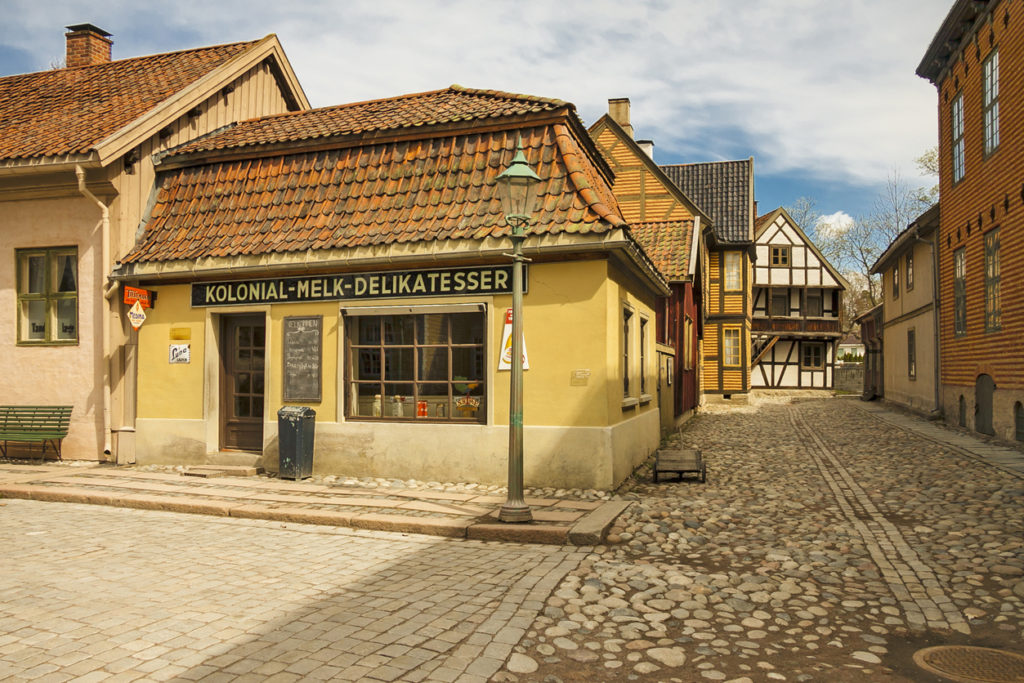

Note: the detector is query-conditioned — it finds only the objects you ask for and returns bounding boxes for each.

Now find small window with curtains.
[16,247,78,344]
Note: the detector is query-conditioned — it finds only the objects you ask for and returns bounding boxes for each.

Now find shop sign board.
[191,264,523,307]
[169,343,190,364]
[127,300,147,330]
[123,285,154,309]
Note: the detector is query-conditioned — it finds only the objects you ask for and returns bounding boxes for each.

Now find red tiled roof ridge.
[755,207,781,230]
[448,84,570,108]
[552,123,624,228]
[659,158,749,168]
[631,219,694,227]
[163,85,573,159]
[2,38,260,80]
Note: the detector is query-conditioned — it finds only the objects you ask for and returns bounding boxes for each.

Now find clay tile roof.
[629,220,695,281]
[755,210,777,233]
[660,159,753,243]
[0,41,257,161]
[168,85,569,156]
[121,118,625,265]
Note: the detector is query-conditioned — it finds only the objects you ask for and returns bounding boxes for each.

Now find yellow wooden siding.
[644,195,675,217]
[616,169,643,193]
[704,362,720,389]
[722,370,744,391]
[709,252,720,278]
[723,294,744,314]
[703,330,719,357]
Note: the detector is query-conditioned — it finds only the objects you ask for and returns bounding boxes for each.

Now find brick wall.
[66,30,111,68]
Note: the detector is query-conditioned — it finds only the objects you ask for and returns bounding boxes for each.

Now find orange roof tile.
[121,120,625,265]
[0,41,257,161]
[167,86,569,156]
[629,220,695,280]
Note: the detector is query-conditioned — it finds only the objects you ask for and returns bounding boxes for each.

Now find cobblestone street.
[0,503,585,682]
[498,397,1024,682]
[1,396,1022,682]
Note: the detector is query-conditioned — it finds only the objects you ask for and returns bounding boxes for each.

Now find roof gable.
[0,35,308,166]
[756,207,849,290]
[660,158,754,243]
[588,114,710,226]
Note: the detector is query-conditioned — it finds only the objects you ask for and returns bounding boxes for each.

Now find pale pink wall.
[0,195,104,459]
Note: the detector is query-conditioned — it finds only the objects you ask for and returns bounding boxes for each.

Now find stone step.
[183,464,262,478]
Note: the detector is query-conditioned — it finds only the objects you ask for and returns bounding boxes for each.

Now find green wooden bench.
[0,406,73,461]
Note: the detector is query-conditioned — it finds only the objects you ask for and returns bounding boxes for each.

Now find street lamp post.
[496,137,540,524]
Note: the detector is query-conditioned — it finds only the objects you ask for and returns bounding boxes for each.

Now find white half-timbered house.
[751,208,848,389]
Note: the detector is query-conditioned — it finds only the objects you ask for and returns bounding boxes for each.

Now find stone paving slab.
[0,499,589,682]
[0,463,628,546]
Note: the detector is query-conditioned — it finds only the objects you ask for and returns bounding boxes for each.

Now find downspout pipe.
[76,165,116,456]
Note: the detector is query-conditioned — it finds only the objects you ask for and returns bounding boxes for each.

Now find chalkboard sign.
[283,316,322,402]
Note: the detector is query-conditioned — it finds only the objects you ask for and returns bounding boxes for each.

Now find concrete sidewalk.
[0,463,629,546]
[854,399,1024,478]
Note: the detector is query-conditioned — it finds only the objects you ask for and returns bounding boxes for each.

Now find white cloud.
[1,0,950,200]
[817,211,856,235]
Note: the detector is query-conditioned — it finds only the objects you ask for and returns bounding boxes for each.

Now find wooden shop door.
[220,314,266,452]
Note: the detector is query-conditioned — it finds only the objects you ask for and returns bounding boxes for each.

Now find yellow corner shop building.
[115,86,671,490]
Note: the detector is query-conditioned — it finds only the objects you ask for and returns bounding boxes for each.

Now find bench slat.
[0,406,73,461]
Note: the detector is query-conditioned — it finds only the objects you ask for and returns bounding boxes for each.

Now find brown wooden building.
[662,159,755,400]
[918,0,1024,440]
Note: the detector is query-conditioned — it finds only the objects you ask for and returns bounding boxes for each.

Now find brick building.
[918,0,1024,440]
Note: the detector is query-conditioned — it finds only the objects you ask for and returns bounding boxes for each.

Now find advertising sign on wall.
[191,264,523,307]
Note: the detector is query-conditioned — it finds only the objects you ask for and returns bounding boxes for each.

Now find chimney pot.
[65,24,112,68]
[608,98,634,138]
[636,139,654,160]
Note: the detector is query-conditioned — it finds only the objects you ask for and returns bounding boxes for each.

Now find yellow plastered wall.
[605,263,659,423]
[491,259,612,427]
[136,259,622,429]
[136,285,206,420]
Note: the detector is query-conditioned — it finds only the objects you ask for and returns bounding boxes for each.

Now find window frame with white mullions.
[343,305,487,423]
[722,327,742,368]
[15,247,79,345]
[723,251,742,292]
[983,47,1000,158]
[951,91,965,183]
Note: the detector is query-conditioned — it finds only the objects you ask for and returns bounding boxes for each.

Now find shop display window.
[347,311,485,422]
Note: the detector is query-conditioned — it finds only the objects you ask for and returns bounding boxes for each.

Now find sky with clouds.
[1,0,952,226]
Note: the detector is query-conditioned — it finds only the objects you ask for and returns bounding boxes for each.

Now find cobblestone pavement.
[0,501,586,682]
[497,397,1024,682]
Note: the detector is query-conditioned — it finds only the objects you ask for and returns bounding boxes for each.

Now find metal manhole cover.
[913,646,1024,683]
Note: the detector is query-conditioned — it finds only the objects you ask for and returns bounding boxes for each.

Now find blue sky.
[1,0,952,228]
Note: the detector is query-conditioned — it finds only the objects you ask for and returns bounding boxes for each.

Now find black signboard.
[282,316,322,402]
[191,264,522,307]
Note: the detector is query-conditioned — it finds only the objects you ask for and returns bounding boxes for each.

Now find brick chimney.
[608,98,633,138]
[65,24,112,68]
